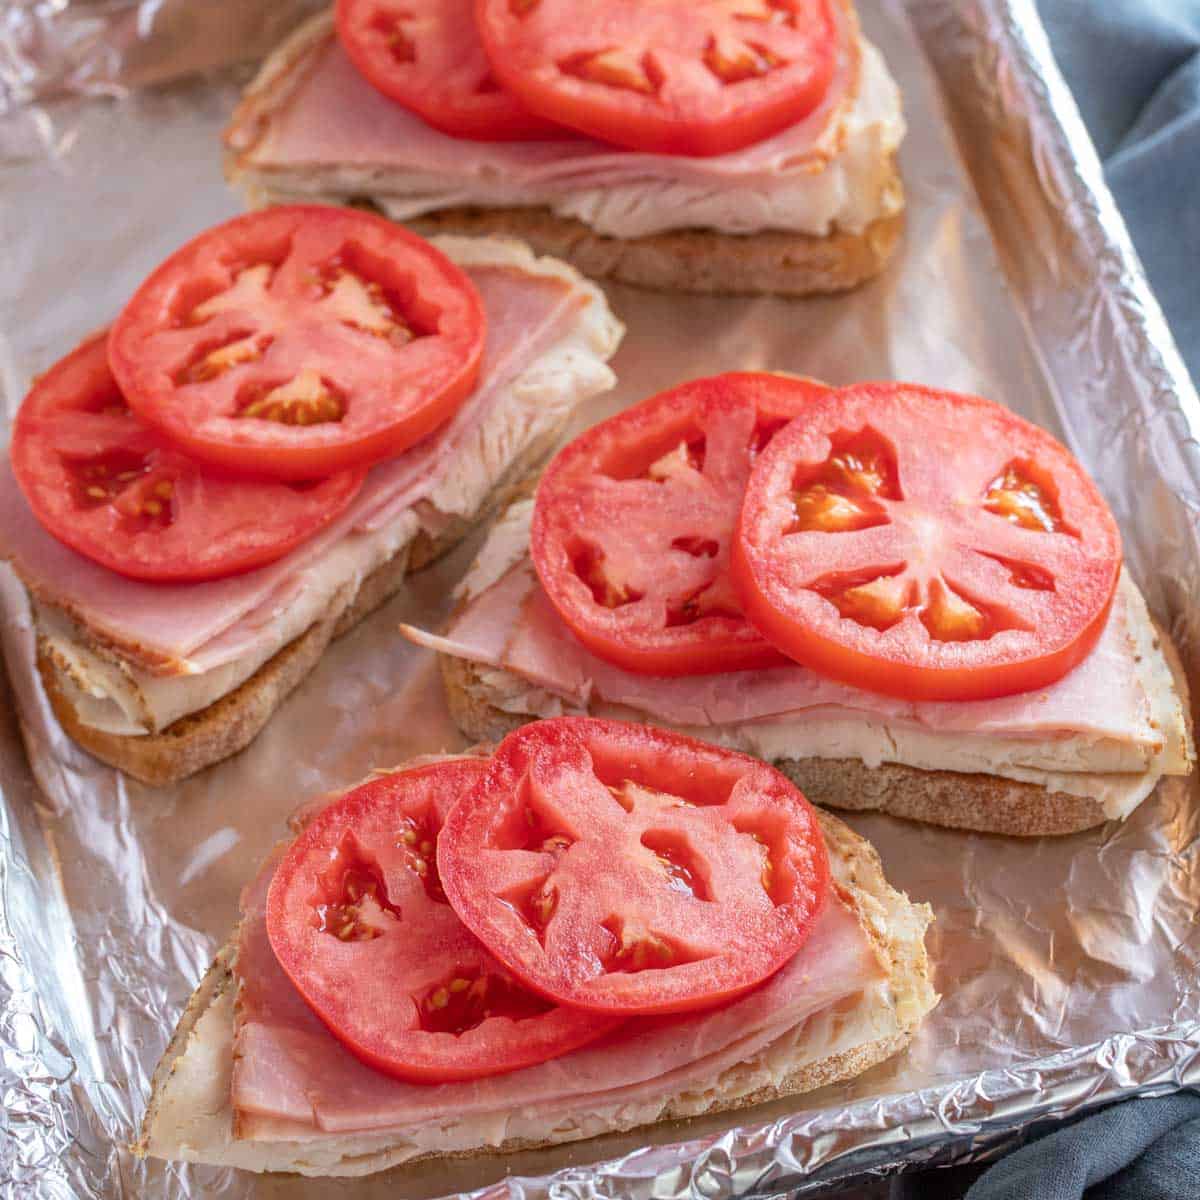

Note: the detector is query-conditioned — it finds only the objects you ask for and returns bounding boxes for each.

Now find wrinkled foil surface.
[1,1,1199,1197]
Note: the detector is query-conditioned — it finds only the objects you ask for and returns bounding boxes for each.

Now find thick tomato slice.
[336,0,565,140]
[474,0,839,157]
[10,333,364,583]
[732,383,1123,702]
[531,372,832,676]
[107,206,485,481]
[266,759,619,1083]
[437,719,830,1016]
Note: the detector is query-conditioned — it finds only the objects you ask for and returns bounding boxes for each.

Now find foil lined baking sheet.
[1,1,1199,1197]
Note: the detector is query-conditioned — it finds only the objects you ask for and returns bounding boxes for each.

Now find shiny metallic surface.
[1,1,1198,1197]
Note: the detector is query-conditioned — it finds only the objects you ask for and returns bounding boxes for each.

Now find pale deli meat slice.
[404,559,1161,751]
[243,5,857,185]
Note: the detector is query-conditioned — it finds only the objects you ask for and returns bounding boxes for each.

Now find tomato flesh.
[732,382,1123,701]
[437,718,830,1016]
[337,0,565,140]
[475,0,839,157]
[531,372,832,676]
[266,759,619,1083]
[108,206,486,481]
[10,333,364,583]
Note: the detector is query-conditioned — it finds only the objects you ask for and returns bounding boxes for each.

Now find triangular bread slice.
[137,808,936,1178]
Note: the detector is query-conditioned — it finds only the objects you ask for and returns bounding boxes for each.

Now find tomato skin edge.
[437,717,833,1017]
[264,760,623,1084]
[535,612,791,678]
[107,205,487,483]
[729,383,1125,703]
[335,0,566,142]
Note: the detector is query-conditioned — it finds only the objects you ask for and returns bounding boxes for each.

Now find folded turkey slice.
[225,4,905,242]
[403,501,1193,820]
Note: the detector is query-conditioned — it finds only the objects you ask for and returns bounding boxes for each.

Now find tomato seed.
[531,888,556,926]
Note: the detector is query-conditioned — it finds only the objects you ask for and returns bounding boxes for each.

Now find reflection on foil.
[1,0,1199,1197]
[0,1,324,112]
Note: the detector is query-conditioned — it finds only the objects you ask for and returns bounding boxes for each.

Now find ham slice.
[244,11,858,187]
[0,264,583,674]
[404,560,1160,746]
[231,843,882,1137]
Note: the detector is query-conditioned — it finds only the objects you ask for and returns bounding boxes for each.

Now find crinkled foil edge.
[2,0,1200,1196]
[468,1025,1200,1198]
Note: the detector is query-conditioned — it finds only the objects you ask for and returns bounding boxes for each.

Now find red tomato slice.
[530,373,832,676]
[475,0,839,157]
[266,758,620,1083]
[336,0,565,140]
[437,719,830,1016]
[107,206,485,482]
[732,382,1123,702]
[10,333,364,583]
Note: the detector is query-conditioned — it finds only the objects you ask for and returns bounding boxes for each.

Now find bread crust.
[242,179,905,302]
[136,800,936,1176]
[223,11,905,298]
[440,654,1119,837]
[403,201,905,298]
[38,423,566,786]
[776,756,1104,836]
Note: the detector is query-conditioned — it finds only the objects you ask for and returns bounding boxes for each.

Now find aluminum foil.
[1,1,1199,1197]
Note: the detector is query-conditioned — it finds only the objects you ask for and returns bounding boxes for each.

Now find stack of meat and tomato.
[0,204,621,781]
[138,717,936,1174]
[409,373,1193,835]
[226,0,906,296]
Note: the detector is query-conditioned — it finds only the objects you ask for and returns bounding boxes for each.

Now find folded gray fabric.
[964,1092,1200,1199]
[1037,0,1200,384]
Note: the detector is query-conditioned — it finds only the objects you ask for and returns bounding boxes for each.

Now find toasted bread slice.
[37,423,562,787]
[224,11,905,298]
[137,806,936,1177]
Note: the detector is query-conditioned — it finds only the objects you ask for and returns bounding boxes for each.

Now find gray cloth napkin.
[963,1092,1200,1199]
[1038,0,1200,385]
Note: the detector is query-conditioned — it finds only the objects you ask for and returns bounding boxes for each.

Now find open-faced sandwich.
[138,717,936,1176]
[406,373,1194,836]
[0,205,621,785]
[223,0,905,297]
